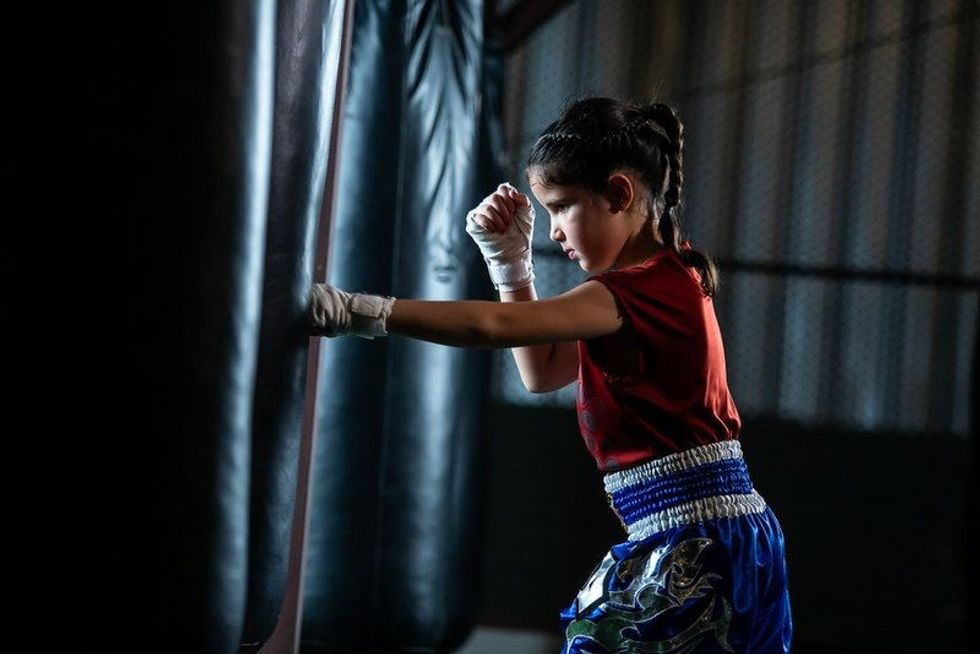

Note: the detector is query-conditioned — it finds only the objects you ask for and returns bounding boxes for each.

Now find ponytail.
[643,103,719,297]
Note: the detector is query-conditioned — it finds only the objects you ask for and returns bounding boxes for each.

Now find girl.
[310,96,793,653]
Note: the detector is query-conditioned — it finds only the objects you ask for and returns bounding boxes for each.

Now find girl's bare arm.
[385,280,622,351]
[499,283,580,393]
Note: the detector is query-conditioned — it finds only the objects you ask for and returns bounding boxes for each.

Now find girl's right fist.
[467,183,520,232]
[465,182,536,292]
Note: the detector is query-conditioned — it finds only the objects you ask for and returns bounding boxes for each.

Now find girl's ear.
[604,173,635,213]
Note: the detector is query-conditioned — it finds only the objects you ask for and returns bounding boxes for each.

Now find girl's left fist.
[309,283,353,337]
[308,283,396,340]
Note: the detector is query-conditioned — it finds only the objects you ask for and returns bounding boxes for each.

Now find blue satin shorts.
[560,441,793,653]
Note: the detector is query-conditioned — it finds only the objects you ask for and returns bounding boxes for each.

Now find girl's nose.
[550,217,563,242]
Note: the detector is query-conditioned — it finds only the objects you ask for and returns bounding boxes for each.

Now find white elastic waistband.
[603,440,745,495]
[602,440,768,541]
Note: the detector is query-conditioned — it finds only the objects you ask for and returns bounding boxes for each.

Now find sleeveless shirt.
[575,247,742,472]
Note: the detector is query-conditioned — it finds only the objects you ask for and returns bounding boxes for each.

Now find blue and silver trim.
[603,440,767,541]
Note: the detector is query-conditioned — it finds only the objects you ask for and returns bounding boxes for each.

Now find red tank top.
[575,247,742,472]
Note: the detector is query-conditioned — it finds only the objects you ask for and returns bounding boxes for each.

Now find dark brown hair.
[526,96,719,296]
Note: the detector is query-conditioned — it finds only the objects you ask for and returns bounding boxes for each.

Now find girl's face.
[528,172,632,273]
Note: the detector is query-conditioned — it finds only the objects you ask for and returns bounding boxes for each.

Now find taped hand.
[464,182,535,292]
[308,283,396,339]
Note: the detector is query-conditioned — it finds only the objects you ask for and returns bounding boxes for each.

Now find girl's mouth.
[567,249,576,259]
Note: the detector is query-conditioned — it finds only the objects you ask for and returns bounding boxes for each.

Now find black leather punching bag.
[239,1,349,650]
[132,2,276,651]
[301,1,497,651]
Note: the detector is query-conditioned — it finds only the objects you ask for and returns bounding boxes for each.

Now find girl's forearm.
[386,298,497,348]
[499,283,557,390]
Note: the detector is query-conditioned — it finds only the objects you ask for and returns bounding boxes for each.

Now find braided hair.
[527,96,718,296]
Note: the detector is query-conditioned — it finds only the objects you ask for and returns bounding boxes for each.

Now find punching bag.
[301,1,497,651]
[239,0,350,650]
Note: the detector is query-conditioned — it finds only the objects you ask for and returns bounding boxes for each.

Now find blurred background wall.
[475,1,977,652]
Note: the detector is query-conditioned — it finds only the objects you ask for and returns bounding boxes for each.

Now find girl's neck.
[610,220,665,270]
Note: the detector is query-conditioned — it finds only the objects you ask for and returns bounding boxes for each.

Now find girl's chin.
[569,253,604,272]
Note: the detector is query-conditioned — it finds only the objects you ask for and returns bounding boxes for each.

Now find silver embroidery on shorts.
[566,537,734,653]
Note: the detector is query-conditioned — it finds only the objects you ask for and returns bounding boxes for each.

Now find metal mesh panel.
[493,0,978,438]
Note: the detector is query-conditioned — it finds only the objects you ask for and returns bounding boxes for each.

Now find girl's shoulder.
[591,247,692,291]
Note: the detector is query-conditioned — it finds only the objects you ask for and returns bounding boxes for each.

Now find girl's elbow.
[521,374,546,394]
[525,376,565,394]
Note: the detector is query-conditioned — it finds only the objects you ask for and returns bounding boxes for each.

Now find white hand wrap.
[309,283,396,340]
[464,183,536,292]
[485,250,534,291]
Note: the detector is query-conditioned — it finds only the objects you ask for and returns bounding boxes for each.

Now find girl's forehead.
[529,182,576,206]
[526,166,554,186]
[527,173,575,195]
